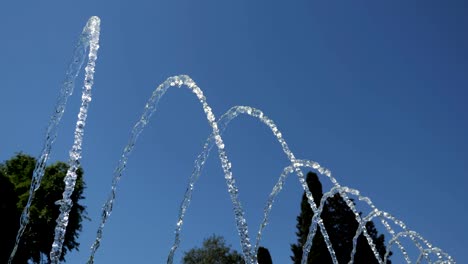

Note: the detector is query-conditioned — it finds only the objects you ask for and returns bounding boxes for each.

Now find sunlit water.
[9,16,455,264]
[9,16,101,264]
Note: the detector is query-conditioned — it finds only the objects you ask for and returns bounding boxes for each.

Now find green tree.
[0,153,87,263]
[291,172,391,263]
[182,235,245,264]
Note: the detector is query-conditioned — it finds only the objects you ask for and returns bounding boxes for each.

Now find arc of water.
[8,16,101,264]
[359,205,454,263]
[87,76,256,264]
[165,106,339,264]
[360,209,414,263]
[212,108,342,264]
[167,105,448,264]
[386,230,427,262]
[308,185,383,264]
[352,214,407,264]
[302,179,383,263]
[262,161,383,264]
[387,231,452,264]
[6,16,456,264]
[416,247,454,264]
[49,16,101,264]
[260,159,454,264]
[367,211,429,263]
[254,162,345,258]
[43,70,453,263]
[353,209,411,263]
[353,198,431,263]
[308,184,453,264]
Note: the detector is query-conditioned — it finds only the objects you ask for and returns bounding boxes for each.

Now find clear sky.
[0,1,467,263]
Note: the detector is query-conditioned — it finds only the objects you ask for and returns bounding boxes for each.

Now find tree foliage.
[0,153,87,263]
[182,235,245,264]
[182,235,277,264]
[291,172,391,263]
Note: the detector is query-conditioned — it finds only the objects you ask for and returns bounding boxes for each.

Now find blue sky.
[1,1,467,263]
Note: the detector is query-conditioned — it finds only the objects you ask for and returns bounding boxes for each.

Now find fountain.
[8,16,455,264]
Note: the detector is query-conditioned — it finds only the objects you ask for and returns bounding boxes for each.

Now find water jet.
[8,16,455,264]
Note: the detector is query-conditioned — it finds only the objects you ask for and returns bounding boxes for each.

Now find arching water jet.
[9,16,455,264]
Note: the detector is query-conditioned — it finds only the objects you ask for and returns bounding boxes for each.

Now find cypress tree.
[291,172,391,263]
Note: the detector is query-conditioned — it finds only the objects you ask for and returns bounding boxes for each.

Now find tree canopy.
[182,235,245,264]
[182,235,276,264]
[291,171,391,263]
[0,153,87,263]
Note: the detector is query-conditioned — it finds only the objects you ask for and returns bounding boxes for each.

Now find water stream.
[8,16,101,264]
[8,16,456,264]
